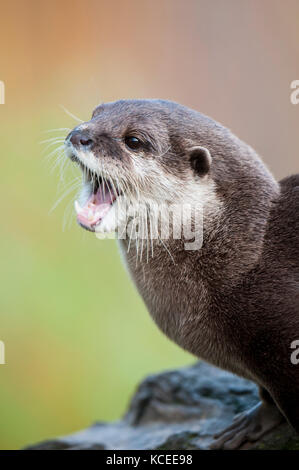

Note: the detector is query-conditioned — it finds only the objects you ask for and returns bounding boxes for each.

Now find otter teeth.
[74,200,82,214]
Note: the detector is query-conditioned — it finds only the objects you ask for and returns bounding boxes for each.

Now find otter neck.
[119,167,280,333]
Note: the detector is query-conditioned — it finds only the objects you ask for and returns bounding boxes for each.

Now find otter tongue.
[75,184,115,229]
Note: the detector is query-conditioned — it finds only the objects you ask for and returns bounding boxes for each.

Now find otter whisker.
[46,144,65,162]
[50,177,81,213]
[154,145,171,159]
[127,210,135,255]
[43,127,72,134]
[141,220,147,263]
[158,235,175,265]
[63,194,79,231]
[43,138,71,192]
[60,104,84,123]
[53,147,72,183]
[40,137,66,145]
[42,140,66,155]
[148,210,154,260]
[145,209,150,264]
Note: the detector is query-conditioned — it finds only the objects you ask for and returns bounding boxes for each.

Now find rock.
[25,362,299,450]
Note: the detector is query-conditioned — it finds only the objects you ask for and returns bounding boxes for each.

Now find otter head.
[65,99,215,235]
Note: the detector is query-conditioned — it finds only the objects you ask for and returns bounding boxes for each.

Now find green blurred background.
[0,0,298,449]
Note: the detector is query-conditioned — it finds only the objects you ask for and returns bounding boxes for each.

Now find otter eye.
[125,135,142,151]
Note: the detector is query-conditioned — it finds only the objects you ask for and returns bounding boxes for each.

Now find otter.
[64,99,299,449]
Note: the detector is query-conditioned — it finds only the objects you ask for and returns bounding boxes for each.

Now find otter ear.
[189,146,212,177]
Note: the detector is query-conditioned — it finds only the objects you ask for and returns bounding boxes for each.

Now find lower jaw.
[77,219,97,232]
[76,204,113,232]
[75,179,117,231]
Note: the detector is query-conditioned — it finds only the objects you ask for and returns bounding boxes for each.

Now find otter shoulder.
[278,174,299,229]
[264,174,299,264]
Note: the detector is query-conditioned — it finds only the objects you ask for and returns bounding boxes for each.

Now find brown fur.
[67,99,299,434]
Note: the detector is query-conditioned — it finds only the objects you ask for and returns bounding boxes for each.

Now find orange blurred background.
[0,0,298,449]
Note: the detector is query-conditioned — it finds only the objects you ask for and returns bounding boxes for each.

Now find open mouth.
[74,169,118,231]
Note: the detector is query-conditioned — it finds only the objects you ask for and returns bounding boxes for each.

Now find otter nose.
[69,130,94,149]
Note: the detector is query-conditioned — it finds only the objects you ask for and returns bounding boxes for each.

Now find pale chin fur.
[95,196,128,234]
[70,145,222,237]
